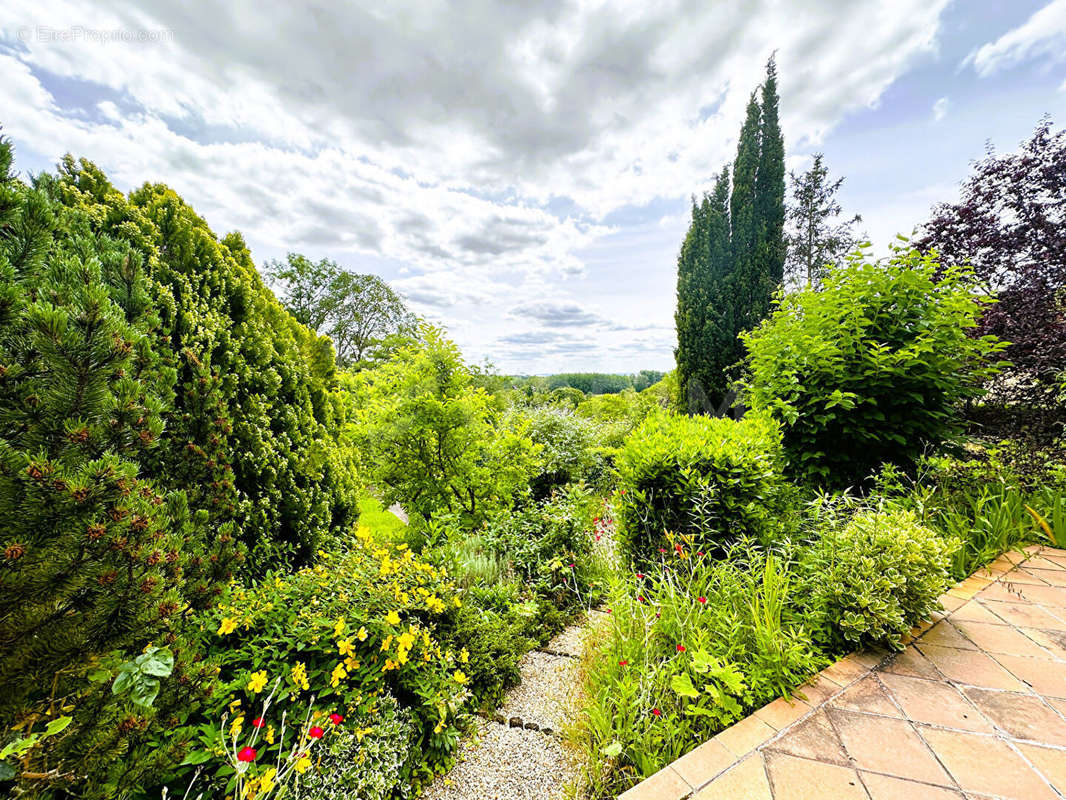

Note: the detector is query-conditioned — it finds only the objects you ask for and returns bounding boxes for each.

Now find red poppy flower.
[605,608,612,613]
[618,660,629,666]
[309,726,324,739]
[676,644,686,652]
[674,543,683,553]
[620,489,626,495]
[638,595,645,603]
[651,708,662,717]
[658,548,666,554]
[237,746,257,762]
[329,713,344,725]
[569,562,575,568]
[697,551,704,557]
[697,597,707,604]
[635,572,644,579]
[595,534,601,541]
[251,717,265,728]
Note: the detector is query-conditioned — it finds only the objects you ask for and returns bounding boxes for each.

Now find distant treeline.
[510,370,665,395]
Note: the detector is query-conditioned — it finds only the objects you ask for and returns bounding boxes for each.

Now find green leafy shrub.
[802,508,957,648]
[742,246,1007,487]
[348,327,539,528]
[614,411,786,560]
[522,406,603,498]
[297,692,416,800]
[172,526,471,795]
[0,139,240,794]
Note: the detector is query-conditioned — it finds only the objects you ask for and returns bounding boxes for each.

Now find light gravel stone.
[420,718,578,800]
[497,651,578,731]
[543,622,587,657]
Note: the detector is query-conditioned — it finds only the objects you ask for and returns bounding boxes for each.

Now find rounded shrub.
[742,247,1006,488]
[614,411,786,560]
[803,508,957,649]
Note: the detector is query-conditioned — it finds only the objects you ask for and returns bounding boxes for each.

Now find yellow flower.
[344,656,360,671]
[294,754,312,774]
[425,595,445,613]
[356,626,368,642]
[330,662,347,688]
[454,595,462,608]
[452,669,468,685]
[290,662,310,691]
[246,670,268,694]
[229,715,244,737]
[397,631,416,651]
[460,648,469,664]
[260,767,277,793]
[217,617,238,636]
[265,725,275,744]
[381,635,393,652]
[385,609,401,626]
[333,617,346,637]
[337,638,355,657]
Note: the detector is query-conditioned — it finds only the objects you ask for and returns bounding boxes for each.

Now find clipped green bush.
[742,247,1006,488]
[615,411,786,560]
[802,508,957,649]
[522,406,603,498]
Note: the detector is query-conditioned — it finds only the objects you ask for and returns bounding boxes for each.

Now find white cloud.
[932,96,949,122]
[0,0,954,371]
[966,0,1066,77]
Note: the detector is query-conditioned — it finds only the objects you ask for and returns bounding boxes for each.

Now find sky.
[2,1,1065,375]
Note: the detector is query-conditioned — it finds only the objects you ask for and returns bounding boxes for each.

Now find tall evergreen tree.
[785,153,862,289]
[755,55,786,294]
[675,59,787,412]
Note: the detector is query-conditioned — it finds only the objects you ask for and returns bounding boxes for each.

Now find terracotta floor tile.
[961,687,1066,746]
[1014,584,1066,609]
[832,675,903,718]
[995,569,1052,586]
[951,620,1052,658]
[914,644,1028,691]
[1022,556,1066,571]
[878,672,993,733]
[981,600,1066,631]
[1015,743,1066,795]
[764,751,868,800]
[991,653,1066,698]
[692,753,771,800]
[795,673,842,706]
[949,601,1007,626]
[764,709,850,766]
[860,772,964,800]
[754,696,811,731]
[1019,627,1066,659]
[828,707,952,786]
[920,728,1059,800]
[671,738,736,790]
[617,765,691,800]
[879,646,942,680]
[976,582,1032,604]
[714,714,776,757]
[939,594,967,612]
[1048,696,1066,716]
[822,657,872,685]
[920,621,977,650]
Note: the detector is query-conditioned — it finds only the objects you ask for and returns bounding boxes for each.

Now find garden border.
[616,544,1047,800]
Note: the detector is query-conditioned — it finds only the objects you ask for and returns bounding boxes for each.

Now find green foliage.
[348,326,539,527]
[48,155,359,569]
[614,411,786,560]
[743,247,1007,487]
[295,693,416,800]
[265,252,417,368]
[801,508,957,649]
[0,138,241,793]
[576,542,825,797]
[675,60,786,412]
[177,527,470,794]
[356,494,407,543]
[522,406,603,498]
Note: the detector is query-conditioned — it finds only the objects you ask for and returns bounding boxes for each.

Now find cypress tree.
[755,55,786,296]
[675,58,788,412]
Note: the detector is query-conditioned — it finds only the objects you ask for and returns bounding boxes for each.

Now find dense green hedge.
[614,411,786,559]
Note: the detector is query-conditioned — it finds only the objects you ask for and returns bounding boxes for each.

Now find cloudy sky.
[2,1,1065,374]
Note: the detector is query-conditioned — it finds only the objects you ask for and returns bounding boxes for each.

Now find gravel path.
[420,618,590,800]
[496,651,577,731]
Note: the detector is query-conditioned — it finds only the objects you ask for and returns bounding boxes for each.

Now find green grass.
[357,495,407,541]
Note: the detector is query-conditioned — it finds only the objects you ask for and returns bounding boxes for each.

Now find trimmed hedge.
[615,411,786,560]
